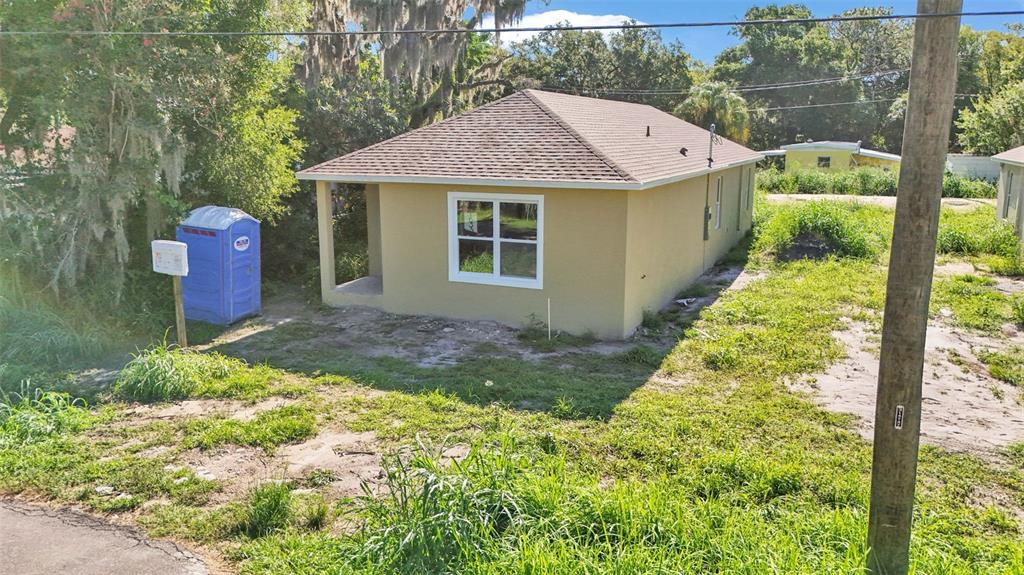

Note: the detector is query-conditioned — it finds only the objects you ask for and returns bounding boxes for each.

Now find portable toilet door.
[176,206,261,325]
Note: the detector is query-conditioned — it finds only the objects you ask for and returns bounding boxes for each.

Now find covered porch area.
[315,181,385,307]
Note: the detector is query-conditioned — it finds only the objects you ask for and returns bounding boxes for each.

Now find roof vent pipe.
[646,125,651,137]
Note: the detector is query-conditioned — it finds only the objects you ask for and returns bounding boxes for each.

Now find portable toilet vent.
[176,206,261,325]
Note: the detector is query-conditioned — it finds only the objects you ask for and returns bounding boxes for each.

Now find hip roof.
[297,90,762,190]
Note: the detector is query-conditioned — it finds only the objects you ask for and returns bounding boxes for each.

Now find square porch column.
[315,180,336,300]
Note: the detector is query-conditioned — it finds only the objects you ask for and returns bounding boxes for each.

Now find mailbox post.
[151,240,190,348]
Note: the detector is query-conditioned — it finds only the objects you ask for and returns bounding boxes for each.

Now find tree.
[674,82,750,143]
[303,0,528,128]
[712,4,872,150]
[0,0,305,298]
[506,23,692,111]
[956,80,1024,154]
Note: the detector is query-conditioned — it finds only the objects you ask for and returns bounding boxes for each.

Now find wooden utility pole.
[867,1,962,573]
[172,275,188,348]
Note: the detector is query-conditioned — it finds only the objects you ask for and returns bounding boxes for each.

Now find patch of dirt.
[277,430,383,498]
[791,318,1024,454]
[204,265,755,367]
[176,427,386,502]
[780,233,837,261]
[129,396,293,422]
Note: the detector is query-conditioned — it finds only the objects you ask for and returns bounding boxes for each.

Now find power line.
[543,68,911,96]
[0,10,1021,37]
[749,93,978,112]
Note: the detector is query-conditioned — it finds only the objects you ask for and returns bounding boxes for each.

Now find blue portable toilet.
[176,206,261,325]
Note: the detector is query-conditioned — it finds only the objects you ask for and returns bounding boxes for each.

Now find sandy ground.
[791,316,1023,454]
[0,500,207,575]
[766,194,996,212]
[202,264,759,368]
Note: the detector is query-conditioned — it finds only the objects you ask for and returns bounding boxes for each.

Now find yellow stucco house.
[768,141,901,173]
[296,90,762,339]
[994,144,1024,240]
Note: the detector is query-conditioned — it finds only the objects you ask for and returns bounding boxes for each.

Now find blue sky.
[484,0,1024,62]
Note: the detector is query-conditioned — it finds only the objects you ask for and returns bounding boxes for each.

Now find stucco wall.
[785,150,854,172]
[854,154,901,170]
[622,164,752,331]
[375,183,630,338]
[997,162,1024,240]
[318,165,755,339]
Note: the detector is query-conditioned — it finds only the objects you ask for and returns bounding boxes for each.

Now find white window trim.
[447,191,544,290]
[714,177,722,230]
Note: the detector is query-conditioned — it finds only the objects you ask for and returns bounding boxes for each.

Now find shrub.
[753,201,881,260]
[756,166,996,198]
[239,482,294,538]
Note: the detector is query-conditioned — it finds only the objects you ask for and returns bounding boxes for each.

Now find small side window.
[817,156,831,168]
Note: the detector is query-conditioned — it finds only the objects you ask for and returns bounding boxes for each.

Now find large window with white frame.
[448,192,543,289]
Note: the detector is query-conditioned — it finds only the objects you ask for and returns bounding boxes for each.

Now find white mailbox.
[151,240,189,276]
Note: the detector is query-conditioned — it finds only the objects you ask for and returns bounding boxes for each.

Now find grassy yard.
[1,199,1022,574]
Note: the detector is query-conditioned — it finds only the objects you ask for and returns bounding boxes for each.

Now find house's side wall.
[622,164,753,334]
[997,162,1024,240]
[376,183,630,339]
[365,184,383,276]
[854,154,901,171]
[785,150,855,172]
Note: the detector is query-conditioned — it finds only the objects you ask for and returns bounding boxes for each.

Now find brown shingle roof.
[298,89,762,189]
[994,145,1024,167]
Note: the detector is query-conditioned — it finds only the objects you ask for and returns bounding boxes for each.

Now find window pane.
[458,239,494,273]
[500,242,536,278]
[456,201,493,237]
[499,202,538,240]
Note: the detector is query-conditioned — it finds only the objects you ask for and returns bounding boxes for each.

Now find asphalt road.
[0,500,207,575]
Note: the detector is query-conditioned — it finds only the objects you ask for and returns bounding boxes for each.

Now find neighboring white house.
[994,144,1024,240]
[946,154,1000,181]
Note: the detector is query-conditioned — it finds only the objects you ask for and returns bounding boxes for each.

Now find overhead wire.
[0,10,1021,36]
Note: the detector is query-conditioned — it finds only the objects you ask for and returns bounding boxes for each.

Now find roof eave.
[993,155,1024,168]
[295,155,764,191]
[295,172,645,190]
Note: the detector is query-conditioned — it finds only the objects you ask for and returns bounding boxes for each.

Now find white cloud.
[480,10,641,45]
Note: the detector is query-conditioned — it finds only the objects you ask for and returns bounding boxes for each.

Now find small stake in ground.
[867,1,962,573]
[151,240,190,348]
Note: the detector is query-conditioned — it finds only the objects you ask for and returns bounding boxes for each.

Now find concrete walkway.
[0,500,207,575]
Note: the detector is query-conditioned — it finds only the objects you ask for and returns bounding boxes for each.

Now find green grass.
[114,344,310,402]
[937,206,1019,257]
[183,405,318,451]
[752,201,888,260]
[978,346,1024,387]
[239,482,294,538]
[757,166,997,198]
[931,275,1016,334]
[0,388,94,448]
[2,200,1022,574]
